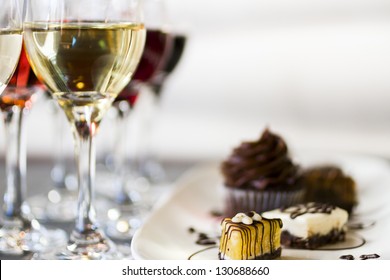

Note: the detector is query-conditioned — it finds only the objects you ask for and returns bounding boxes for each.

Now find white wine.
[23,22,145,125]
[0,30,23,94]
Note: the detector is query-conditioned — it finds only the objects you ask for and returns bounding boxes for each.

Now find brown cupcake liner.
[224,187,304,217]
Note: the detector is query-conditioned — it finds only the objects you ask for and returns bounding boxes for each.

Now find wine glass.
[130,28,187,212]
[138,30,187,185]
[97,0,173,241]
[1,4,68,256]
[0,0,22,94]
[0,0,58,257]
[149,33,187,97]
[23,0,146,259]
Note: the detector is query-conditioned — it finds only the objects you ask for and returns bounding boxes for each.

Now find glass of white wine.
[23,0,146,259]
[0,0,23,95]
[0,0,61,258]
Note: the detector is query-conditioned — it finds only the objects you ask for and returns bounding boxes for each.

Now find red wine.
[162,34,187,75]
[150,33,187,97]
[132,29,172,82]
[0,45,41,110]
[114,29,172,108]
[114,80,140,108]
[8,45,40,88]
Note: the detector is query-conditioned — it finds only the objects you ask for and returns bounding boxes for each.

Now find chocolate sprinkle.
[340,255,354,260]
[210,210,223,217]
[196,232,217,246]
[340,254,380,260]
[196,238,217,246]
[360,254,380,260]
[188,227,217,246]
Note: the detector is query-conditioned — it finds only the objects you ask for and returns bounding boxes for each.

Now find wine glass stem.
[141,91,158,162]
[73,120,97,234]
[114,106,132,204]
[137,90,164,181]
[2,107,27,220]
[51,106,68,189]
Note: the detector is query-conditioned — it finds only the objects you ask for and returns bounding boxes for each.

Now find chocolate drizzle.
[221,128,299,190]
[281,202,336,219]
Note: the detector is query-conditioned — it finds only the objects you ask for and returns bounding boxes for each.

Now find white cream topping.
[231,211,262,225]
[262,205,348,238]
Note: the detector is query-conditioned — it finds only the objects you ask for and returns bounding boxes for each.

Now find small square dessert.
[219,211,283,260]
[262,202,348,249]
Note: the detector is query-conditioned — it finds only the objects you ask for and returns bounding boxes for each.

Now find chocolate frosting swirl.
[221,128,299,190]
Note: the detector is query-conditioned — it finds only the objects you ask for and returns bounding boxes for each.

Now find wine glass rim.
[23,20,144,25]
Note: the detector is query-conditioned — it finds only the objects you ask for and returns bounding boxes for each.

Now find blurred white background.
[2,0,390,162]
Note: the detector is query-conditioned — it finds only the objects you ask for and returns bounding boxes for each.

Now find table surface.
[0,157,199,260]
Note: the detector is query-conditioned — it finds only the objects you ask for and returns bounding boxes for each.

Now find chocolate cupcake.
[221,128,304,217]
[300,165,358,214]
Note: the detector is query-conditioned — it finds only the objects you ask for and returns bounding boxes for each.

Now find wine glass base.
[104,219,140,241]
[32,237,124,260]
[0,223,67,257]
[98,201,149,241]
[28,190,77,222]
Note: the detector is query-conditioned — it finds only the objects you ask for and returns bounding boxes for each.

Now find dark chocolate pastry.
[300,165,357,214]
[221,128,299,190]
[221,128,304,216]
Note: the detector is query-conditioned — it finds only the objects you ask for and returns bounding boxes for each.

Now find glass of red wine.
[98,0,173,241]
[137,31,187,185]
[149,33,187,98]
[0,44,67,256]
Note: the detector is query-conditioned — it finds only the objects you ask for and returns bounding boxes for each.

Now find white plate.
[131,152,390,260]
